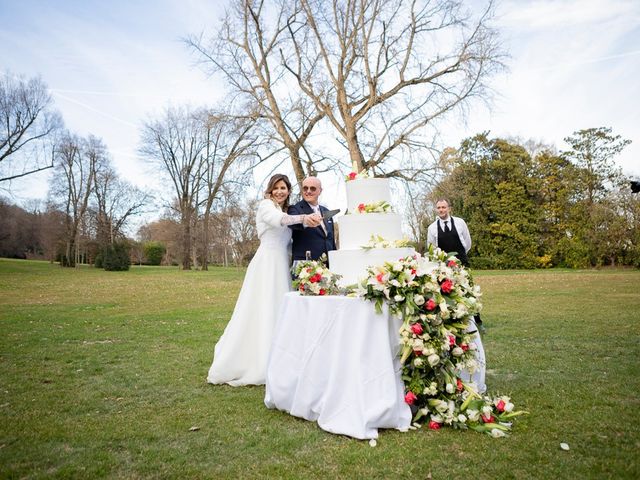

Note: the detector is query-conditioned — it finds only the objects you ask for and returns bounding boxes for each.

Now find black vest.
[437,218,469,267]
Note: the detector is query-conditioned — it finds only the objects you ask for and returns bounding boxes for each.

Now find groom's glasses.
[302,186,318,192]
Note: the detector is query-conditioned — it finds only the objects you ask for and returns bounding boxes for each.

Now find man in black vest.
[427,198,483,330]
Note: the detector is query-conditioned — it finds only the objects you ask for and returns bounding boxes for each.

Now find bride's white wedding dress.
[207,199,303,386]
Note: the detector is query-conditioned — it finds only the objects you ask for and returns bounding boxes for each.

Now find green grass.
[1,259,639,479]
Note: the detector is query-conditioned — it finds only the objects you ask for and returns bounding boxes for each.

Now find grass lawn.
[1,259,639,479]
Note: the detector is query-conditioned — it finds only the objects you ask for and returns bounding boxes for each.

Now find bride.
[207,174,322,386]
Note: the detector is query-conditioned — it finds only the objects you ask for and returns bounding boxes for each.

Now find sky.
[2,0,639,213]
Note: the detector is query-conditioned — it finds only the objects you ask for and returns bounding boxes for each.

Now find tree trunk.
[180,206,192,270]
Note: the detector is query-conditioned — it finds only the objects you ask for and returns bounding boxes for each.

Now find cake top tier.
[345,177,391,213]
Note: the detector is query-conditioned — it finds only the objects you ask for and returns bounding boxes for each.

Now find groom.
[288,176,336,267]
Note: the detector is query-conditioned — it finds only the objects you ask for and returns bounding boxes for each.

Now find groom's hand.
[304,213,322,227]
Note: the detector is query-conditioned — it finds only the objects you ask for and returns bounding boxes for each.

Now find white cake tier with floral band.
[329,176,415,286]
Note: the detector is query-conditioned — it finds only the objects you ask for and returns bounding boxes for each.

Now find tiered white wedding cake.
[328,178,415,286]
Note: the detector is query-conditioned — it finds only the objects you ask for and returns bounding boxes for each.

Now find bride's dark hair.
[264,174,292,210]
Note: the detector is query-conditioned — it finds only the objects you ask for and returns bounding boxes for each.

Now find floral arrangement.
[292,257,342,296]
[355,200,391,214]
[361,234,412,250]
[356,245,527,435]
[345,170,370,181]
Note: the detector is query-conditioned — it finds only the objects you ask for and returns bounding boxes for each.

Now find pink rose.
[410,323,423,335]
[440,279,453,294]
[496,399,506,412]
[425,298,437,311]
[448,335,456,347]
[481,413,496,424]
[404,391,418,405]
[376,273,385,283]
[460,343,469,352]
[428,420,441,430]
[348,172,357,180]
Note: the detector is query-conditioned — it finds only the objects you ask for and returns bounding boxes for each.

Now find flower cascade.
[292,258,342,296]
[356,245,527,435]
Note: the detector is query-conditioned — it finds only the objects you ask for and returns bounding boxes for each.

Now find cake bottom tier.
[328,247,416,287]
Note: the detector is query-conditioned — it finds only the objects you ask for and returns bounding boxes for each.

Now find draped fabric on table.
[264,293,412,440]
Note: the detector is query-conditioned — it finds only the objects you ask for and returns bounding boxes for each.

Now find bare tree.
[198,112,258,269]
[1,72,63,183]
[48,134,102,267]
[283,0,502,179]
[92,159,152,248]
[187,0,327,186]
[139,106,210,270]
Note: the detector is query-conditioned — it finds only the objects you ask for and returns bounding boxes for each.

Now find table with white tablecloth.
[264,292,412,440]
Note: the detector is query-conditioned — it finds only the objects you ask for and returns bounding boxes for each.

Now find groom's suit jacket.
[288,200,336,263]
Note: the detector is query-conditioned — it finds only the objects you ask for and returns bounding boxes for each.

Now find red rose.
[425,298,437,311]
[460,343,469,352]
[447,259,457,267]
[428,420,441,430]
[481,413,496,424]
[413,349,423,356]
[448,335,456,347]
[404,391,418,405]
[457,378,464,392]
[496,399,506,412]
[376,273,385,283]
[358,203,365,212]
[411,268,416,275]
[299,284,305,292]
[410,323,423,335]
[319,288,326,296]
[440,279,454,294]
[348,172,357,180]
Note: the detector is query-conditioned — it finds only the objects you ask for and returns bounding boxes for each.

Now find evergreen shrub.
[102,242,131,271]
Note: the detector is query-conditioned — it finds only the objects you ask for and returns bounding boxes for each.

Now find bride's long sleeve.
[280,213,306,226]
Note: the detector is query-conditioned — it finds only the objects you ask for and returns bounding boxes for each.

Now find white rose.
[505,402,514,413]
[446,383,455,394]
[427,354,440,366]
[482,405,493,415]
[394,294,404,302]
[393,262,403,271]
[452,347,464,357]
[414,294,425,306]
[490,428,506,438]
[466,409,480,422]
[413,357,423,367]
[457,414,467,423]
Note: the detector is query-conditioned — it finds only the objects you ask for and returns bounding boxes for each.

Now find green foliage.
[143,241,166,266]
[94,251,103,268]
[101,242,131,271]
[430,129,636,268]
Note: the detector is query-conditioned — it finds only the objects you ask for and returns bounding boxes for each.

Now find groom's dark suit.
[288,200,336,264]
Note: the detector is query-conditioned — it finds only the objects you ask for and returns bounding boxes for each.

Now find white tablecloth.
[264,292,412,439]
